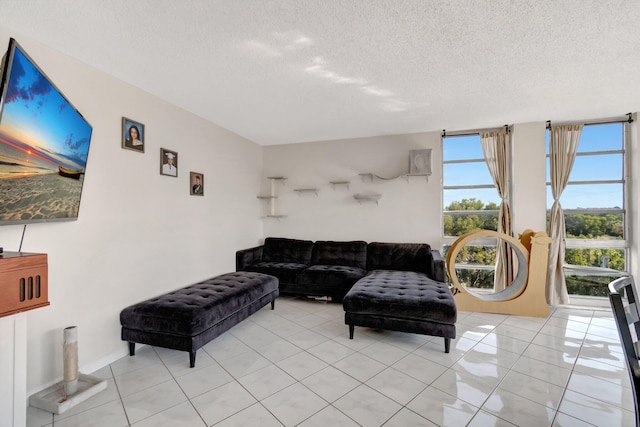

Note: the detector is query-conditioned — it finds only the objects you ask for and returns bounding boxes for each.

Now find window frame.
[545,121,630,276]
[441,131,512,286]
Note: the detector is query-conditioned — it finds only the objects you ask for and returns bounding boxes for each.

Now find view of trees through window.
[442,134,500,292]
[443,123,628,298]
[547,122,627,296]
[442,198,499,292]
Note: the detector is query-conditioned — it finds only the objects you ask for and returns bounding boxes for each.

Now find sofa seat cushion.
[119,272,279,337]
[300,265,367,288]
[343,270,456,324]
[246,261,308,285]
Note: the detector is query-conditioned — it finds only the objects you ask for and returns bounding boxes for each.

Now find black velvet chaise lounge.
[120,271,278,367]
[343,269,457,352]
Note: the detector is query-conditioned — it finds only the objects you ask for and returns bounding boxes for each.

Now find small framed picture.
[190,172,204,196]
[122,117,145,153]
[160,148,178,177]
[409,149,432,175]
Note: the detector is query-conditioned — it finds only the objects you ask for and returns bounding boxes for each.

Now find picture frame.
[409,149,432,175]
[190,172,204,196]
[160,148,178,177]
[122,117,145,153]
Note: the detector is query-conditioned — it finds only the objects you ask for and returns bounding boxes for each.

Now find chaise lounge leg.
[189,351,196,368]
[444,337,450,353]
[349,324,354,339]
[128,342,135,356]
[271,300,275,310]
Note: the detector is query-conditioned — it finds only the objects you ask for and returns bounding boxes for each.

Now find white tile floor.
[27,296,636,426]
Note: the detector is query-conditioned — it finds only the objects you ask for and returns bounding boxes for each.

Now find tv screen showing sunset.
[0,39,92,224]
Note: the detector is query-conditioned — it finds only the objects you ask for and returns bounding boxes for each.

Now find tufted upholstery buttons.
[120,272,279,336]
[120,271,280,368]
[366,242,433,276]
[262,237,313,264]
[343,270,456,324]
[310,241,367,269]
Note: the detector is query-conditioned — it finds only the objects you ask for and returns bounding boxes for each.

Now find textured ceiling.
[0,0,639,145]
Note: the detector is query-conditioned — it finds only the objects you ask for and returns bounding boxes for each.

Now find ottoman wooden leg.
[128,342,136,356]
[349,324,354,339]
[271,300,275,310]
[189,350,196,368]
[444,337,450,353]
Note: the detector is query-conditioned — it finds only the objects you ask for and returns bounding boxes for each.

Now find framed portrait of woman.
[122,117,145,153]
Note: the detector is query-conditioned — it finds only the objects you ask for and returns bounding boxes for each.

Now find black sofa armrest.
[431,250,446,282]
[236,245,264,271]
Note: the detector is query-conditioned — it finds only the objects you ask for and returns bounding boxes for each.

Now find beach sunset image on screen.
[0,39,92,224]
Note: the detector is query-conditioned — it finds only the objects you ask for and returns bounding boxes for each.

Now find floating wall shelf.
[359,172,431,182]
[265,215,287,221]
[354,193,382,205]
[293,188,319,196]
[402,173,430,182]
[258,176,287,218]
[359,173,374,182]
[330,180,350,190]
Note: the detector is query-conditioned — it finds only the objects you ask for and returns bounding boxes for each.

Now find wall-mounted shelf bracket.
[267,176,287,183]
[359,173,374,183]
[402,173,430,182]
[330,180,350,190]
[265,215,287,221]
[354,193,382,205]
[294,188,319,196]
[259,176,287,218]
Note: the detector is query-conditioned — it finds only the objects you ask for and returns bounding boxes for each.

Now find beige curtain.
[547,124,583,305]
[480,130,513,292]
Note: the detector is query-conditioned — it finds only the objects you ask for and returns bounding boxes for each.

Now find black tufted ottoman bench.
[120,271,278,367]
[343,270,456,352]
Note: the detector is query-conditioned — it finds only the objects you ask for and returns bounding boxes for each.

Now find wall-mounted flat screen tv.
[0,38,93,225]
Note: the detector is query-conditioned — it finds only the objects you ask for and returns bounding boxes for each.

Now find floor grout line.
[35,298,633,427]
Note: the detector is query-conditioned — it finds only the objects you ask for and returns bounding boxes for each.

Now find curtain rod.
[442,124,510,138]
[546,113,633,129]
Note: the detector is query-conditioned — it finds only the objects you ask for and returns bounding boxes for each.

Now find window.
[546,122,628,296]
[442,133,502,291]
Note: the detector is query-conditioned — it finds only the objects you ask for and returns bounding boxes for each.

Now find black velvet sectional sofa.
[237,237,457,352]
[236,237,446,301]
[118,238,455,369]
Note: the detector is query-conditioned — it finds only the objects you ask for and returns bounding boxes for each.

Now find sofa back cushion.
[311,240,367,269]
[367,242,433,276]
[263,237,313,264]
